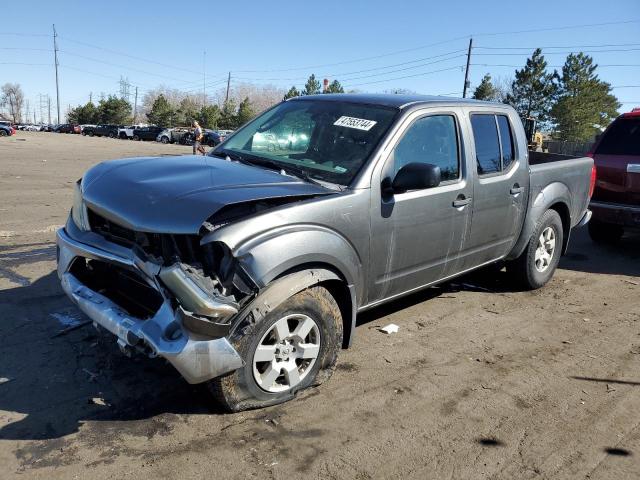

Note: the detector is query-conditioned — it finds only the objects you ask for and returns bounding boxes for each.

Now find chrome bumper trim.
[56,228,243,383]
[576,209,592,228]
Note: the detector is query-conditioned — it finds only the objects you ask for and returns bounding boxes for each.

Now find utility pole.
[225,72,231,104]
[89,92,92,103]
[53,24,61,124]
[462,37,473,98]
[133,86,138,123]
[203,50,206,107]
[48,96,51,124]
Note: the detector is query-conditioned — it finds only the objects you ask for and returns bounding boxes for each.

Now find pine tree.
[506,49,558,123]
[199,104,220,129]
[219,99,237,129]
[147,94,175,127]
[302,74,321,95]
[472,74,497,101]
[325,80,344,94]
[97,95,132,124]
[284,86,300,100]
[236,97,255,126]
[550,53,620,141]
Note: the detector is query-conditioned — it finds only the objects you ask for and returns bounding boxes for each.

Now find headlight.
[71,180,90,231]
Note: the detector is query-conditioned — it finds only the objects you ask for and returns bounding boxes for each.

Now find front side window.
[216,100,398,185]
[392,115,459,181]
[471,114,501,175]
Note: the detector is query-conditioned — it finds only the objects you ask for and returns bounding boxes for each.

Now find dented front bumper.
[56,227,244,384]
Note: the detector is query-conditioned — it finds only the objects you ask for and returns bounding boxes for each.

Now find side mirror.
[390,163,441,194]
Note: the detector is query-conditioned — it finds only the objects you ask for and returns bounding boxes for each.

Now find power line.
[471,19,640,37]
[471,63,640,68]
[0,32,49,37]
[473,47,640,56]
[342,65,464,88]
[475,42,640,50]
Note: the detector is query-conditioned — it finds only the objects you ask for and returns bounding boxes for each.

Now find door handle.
[452,197,471,208]
[510,186,524,195]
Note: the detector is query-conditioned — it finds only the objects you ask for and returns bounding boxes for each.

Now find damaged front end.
[56,210,259,384]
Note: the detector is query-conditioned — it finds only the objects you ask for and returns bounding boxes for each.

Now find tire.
[160,136,169,144]
[133,135,140,141]
[588,219,623,244]
[0,130,7,137]
[81,131,86,136]
[209,285,343,412]
[88,131,94,137]
[108,132,116,138]
[507,209,563,290]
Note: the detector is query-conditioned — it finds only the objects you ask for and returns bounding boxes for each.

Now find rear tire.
[161,136,169,144]
[208,285,343,412]
[588,219,624,244]
[88,131,94,137]
[0,130,7,137]
[507,209,563,290]
[133,134,140,141]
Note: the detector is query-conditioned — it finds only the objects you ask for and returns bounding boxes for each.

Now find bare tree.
[493,75,514,103]
[1,83,25,123]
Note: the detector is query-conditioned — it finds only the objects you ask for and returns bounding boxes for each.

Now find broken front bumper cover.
[56,227,243,384]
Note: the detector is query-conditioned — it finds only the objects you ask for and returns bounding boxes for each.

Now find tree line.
[472,49,620,141]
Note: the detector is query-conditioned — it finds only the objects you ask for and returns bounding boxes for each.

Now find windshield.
[212,99,398,185]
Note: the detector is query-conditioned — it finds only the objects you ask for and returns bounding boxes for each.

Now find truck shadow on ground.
[559,228,640,277]
[0,271,224,442]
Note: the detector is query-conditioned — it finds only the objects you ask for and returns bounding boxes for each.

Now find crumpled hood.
[82,155,332,234]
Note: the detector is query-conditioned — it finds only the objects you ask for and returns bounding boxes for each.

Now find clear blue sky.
[2,0,639,122]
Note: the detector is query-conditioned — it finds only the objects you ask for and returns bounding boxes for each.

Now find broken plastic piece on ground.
[380,324,399,334]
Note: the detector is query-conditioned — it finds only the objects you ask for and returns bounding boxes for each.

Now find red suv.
[588,108,640,243]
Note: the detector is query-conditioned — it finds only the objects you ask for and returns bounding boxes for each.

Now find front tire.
[209,285,343,412]
[133,134,140,141]
[588,219,623,244]
[507,209,563,290]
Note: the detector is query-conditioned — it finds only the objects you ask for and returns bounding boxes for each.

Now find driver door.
[369,111,472,303]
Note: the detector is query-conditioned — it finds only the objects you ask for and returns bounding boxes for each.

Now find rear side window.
[471,115,501,174]
[497,115,514,169]
[595,118,640,155]
[471,114,516,175]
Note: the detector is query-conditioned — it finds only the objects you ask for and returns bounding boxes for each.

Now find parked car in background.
[57,94,595,411]
[156,127,190,144]
[133,126,164,141]
[54,124,79,134]
[23,124,39,131]
[0,123,15,136]
[83,124,120,138]
[118,124,147,140]
[588,108,640,243]
[39,124,54,132]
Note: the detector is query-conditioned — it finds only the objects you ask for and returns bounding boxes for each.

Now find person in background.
[192,120,206,155]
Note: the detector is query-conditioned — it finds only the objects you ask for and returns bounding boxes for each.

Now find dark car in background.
[181,129,226,147]
[588,108,640,243]
[54,124,80,134]
[133,126,164,141]
[83,124,120,138]
[0,123,15,136]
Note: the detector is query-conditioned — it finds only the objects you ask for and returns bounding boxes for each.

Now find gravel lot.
[1,131,639,479]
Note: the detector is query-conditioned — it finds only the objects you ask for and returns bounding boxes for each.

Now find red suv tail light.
[588,164,597,198]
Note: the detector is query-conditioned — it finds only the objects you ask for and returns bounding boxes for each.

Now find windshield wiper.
[217,149,324,187]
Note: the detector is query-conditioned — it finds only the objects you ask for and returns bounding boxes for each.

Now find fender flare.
[508,182,572,260]
[230,268,358,348]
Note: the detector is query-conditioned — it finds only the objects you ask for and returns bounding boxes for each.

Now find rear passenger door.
[461,112,528,270]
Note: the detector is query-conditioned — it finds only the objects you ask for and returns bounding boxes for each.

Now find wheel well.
[274,263,354,349]
[548,202,571,254]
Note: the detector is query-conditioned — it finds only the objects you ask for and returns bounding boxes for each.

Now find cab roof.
[287,93,499,109]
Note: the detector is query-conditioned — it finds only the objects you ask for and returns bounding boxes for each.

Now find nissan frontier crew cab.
[57,94,595,411]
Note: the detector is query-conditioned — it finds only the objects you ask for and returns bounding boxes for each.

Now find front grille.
[87,209,204,265]
[70,258,164,319]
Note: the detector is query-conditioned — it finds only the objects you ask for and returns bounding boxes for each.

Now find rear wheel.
[133,134,140,141]
[0,130,7,137]
[88,131,94,137]
[507,209,563,290]
[588,219,624,244]
[160,136,169,144]
[209,285,343,412]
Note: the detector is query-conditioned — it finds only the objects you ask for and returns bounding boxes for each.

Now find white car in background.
[118,124,147,140]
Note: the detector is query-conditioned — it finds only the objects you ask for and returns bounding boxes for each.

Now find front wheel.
[160,136,169,144]
[209,285,343,412]
[133,134,140,141]
[507,209,563,290]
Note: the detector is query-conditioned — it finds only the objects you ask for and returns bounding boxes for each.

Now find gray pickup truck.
[57,94,594,411]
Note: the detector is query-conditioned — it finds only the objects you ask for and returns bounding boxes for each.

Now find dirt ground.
[1,131,639,479]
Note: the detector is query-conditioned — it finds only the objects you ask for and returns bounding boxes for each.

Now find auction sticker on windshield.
[333,116,377,131]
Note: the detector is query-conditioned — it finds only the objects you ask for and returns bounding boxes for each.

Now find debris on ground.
[379,324,399,334]
[50,319,92,338]
[88,397,109,407]
[562,340,573,344]
[0,377,13,385]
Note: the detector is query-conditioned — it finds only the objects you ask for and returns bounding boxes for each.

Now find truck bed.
[528,151,593,228]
